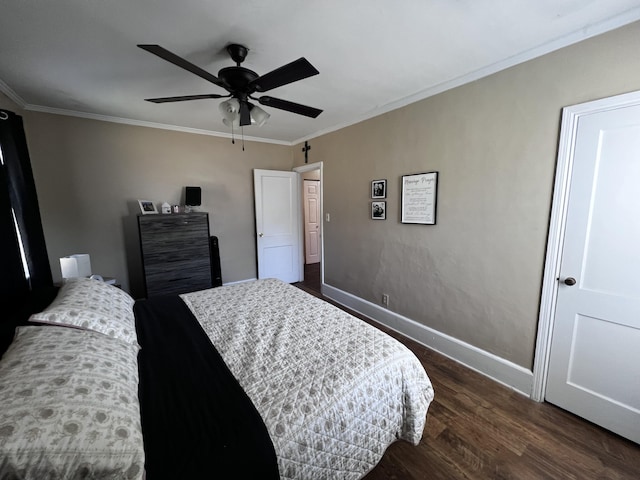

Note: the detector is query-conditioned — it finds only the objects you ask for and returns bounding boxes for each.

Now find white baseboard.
[322,283,534,397]
[222,277,257,286]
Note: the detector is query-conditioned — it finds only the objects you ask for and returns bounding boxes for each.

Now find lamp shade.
[60,254,92,279]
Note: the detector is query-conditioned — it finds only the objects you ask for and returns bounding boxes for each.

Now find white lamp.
[60,254,92,279]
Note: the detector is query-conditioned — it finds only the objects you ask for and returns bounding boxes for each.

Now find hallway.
[293,263,320,295]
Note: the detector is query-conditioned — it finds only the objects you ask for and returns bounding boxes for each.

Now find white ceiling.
[2,1,640,145]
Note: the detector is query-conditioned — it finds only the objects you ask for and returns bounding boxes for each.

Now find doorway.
[294,162,323,294]
[532,90,640,443]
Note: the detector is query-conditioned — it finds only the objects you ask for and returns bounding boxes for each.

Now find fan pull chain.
[242,126,245,151]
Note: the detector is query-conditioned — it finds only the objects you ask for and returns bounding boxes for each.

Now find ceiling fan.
[138,43,322,127]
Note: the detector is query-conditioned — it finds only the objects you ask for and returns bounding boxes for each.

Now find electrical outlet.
[382,294,389,307]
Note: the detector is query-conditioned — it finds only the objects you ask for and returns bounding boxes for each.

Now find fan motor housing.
[218,66,258,93]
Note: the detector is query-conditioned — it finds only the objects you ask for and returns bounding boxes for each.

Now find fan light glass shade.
[249,104,270,127]
[219,98,240,118]
[222,117,240,128]
[220,98,241,128]
[219,99,270,128]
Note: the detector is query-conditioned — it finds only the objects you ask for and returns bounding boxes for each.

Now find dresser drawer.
[145,265,212,297]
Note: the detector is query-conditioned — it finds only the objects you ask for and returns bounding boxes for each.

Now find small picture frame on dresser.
[138,200,158,215]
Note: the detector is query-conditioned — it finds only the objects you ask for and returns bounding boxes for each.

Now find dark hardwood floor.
[294,265,640,479]
[298,262,321,293]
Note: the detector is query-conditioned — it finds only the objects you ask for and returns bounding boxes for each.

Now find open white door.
[303,179,321,264]
[544,95,640,443]
[253,169,301,283]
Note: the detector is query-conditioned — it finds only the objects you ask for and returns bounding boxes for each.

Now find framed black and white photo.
[401,172,438,225]
[371,201,386,220]
[138,200,158,215]
[371,179,387,199]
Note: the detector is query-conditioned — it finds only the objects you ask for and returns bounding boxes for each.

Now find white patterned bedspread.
[181,278,434,480]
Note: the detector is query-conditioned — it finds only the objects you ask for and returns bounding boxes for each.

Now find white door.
[303,180,321,264]
[253,169,301,283]
[545,99,640,443]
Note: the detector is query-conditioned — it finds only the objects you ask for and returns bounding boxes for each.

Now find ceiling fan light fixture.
[249,104,270,127]
[139,43,322,136]
[222,117,241,128]
[219,98,240,118]
[220,98,244,129]
[219,99,270,128]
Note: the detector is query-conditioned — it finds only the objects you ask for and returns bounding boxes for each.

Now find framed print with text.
[401,172,438,225]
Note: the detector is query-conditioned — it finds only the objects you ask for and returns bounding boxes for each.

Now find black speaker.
[209,236,222,287]
[185,186,201,206]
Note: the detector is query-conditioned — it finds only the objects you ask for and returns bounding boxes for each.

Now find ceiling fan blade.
[138,44,227,90]
[239,100,251,126]
[145,94,228,103]
[258,96,322,118]
[249,58,319,93]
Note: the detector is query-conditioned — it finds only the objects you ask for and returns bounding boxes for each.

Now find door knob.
[563,277,576,286]
[259,233,264,237]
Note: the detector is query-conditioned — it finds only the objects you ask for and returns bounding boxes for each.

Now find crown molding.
[291,8,640,145]
[0,80,290,145]
[0,79,27,108]
[23,104,291,145]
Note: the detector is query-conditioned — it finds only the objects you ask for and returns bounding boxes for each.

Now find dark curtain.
[0,109,52,308]
[0,145,28,305]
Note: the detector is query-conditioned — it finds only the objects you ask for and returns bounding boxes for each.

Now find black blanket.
[134,295,279,480]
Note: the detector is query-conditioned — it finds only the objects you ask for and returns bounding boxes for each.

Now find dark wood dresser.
[138,212,212,297]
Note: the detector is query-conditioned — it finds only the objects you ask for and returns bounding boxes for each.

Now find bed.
[0,277,434,479]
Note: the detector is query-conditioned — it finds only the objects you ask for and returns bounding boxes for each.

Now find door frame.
[531,89,640,401]
[293,161,323,287]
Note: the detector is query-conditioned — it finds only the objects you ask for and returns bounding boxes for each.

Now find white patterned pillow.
[0,326,145,479]
[30,278,138,346]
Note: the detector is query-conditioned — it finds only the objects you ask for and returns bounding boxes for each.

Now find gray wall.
[293,21,640,370]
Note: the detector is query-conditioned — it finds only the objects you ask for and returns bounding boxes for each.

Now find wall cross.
[302,141,311,163]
